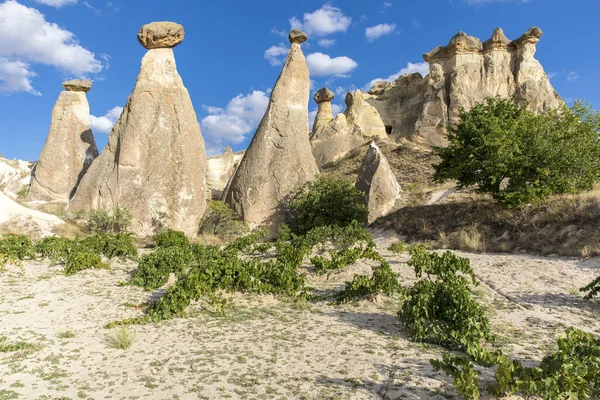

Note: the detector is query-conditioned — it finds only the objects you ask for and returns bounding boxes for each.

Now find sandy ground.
[0,192,64,238]
[1,232,599,400]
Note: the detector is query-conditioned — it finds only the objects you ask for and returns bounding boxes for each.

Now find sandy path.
[1,237,599,399]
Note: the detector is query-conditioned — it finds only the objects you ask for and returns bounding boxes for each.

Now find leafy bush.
[0,234,36,266]
[337,261,400,303]
[398,247,492,352]
[199,201,248,238]
[131,246,196,290]
[36,236,76,264]
[581,276,600,300]
[84,208,132,234]
[154,229,189,248]
[286,176,367,234]
[64,251,109,276]
[81,232,138,260]
[434,97,600,206]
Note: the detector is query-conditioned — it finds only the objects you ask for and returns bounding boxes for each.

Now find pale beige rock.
[355,141,401,224]
[365,26,562,146]
[310,114,370,168]
[206,147,245,200]
[223,30,318,230]
[0,157,33,198]
[62,79,92,92]
[69,25,207,238]
[27,83,99,202]
[344,90,387,138]
[312,87,335,132]
[137,21,184,49]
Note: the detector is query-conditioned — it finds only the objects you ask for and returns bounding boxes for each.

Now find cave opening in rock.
[385,125,393,135]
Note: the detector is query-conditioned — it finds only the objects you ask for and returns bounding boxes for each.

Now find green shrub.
[398,247,492,352]
[154,229,189,248]
[199,201,248,238]
[337,261,400,303]
[84,208,132,234]
[36,236,76,264]
[131,246,196,290]
[581,276,600,300]
[434,97,600,206]
[286,176,367,234]
[80,232,137,260]
[64,251,109,276]
[0,234,36,266]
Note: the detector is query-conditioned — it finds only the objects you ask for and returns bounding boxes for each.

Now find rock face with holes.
[26,80,99,202]
[223,30,318,230]
[355,142,401,224]
[364,27,562,146]
[69,22,207,237]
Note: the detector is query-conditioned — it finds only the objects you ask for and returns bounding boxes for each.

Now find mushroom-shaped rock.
[27,81,99,202]
[224,30,318,230]
[289,29,308,44]
[512,26,543,47]
[62,79,92,93]
[70,22,207,238]
[355,142,401,224]
[137,21,185,49]
[483,28,511,51]
[312,87,335,133]
[423,31,483,62]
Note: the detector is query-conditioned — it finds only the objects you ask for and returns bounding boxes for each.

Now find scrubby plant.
[36,236,76,264]
[105,327,137,350]
[81,232,138,260]
[154,229,189,248]
[337,260,400,303]
[83,207,132,234]
[199,201,248,238]
[63,251,109,276]
[0,234,36,266]
[581,276,600,300]
[434,97,600,206]
[131,245,196,290]
[286,176,367,234]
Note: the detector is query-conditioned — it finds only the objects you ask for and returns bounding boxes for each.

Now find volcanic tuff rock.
[206,147,244,200]
[137,21,185,49]
[355,142,401,224]
[312,87,335,132]
[224,30,319,230]
[27,80,99,202]
[364,27,562,146]
[344,90,388,139]
[69,22,207,237]
[310,113,370,168]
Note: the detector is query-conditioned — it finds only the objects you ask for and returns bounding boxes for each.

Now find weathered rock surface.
[70,22,207,237]
[27,81,99,202]
[223,30,318,229]
[312,87,335,132]
[137,21,184,49]
[206,147,244,199]
[355,142,401,224]
[345,90,388,139]
[0,157,33,198]
[310,114,369,168]
[365,27,562,146]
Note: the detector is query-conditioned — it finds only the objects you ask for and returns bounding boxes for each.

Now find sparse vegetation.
[199,201,248,238]
[0,233,36,267]
[81,207,132,234]
[105,327,137,350]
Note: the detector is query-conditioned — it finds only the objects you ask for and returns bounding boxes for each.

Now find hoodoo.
[223,30,319,230]
[69,22,208,237]
[27,80,98,202]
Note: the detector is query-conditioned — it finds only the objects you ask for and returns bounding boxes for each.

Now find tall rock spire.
[27,80,98,202]
[312,87,335,133]
[69,22,208,237]
[224,29,319,230]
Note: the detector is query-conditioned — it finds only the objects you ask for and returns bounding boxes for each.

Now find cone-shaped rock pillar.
[355,142,401,224]
[224,30,319,230]
[27,80,98,202]
[312,87,335,133]
[69,22,207,237]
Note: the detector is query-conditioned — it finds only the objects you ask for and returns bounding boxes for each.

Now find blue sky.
[0,0,599,160]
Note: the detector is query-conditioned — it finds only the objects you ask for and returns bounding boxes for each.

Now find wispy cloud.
[264,44,288,66]
[365,23,397,42]
[566,71,579,82]
[90,107,123,134]
[290,4,351,37]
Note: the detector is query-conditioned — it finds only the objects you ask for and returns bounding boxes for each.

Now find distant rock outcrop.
[206,147,244,199]
[364,27,562,146]
[310,113,368,168]
[69,22,208,237]
[27,80,98,202]
[224,30,319,230]
[355,142,401,224]
[0,157,33,198]
[344,90,388,139]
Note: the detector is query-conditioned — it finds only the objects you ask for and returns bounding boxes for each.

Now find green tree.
[434,97,600,206]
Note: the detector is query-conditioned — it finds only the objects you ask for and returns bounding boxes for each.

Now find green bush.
[154,230,189,248]
[398,247,492,352]
[337,260,400,303]
[83,208,132,234]
[80,232,137,260]
[0,234,36,266]
[131,246,196,290]
[36,236,76,264]
[199,201,248,238]
[286,176,367,234]
[64,251,109,276]
[434,97,600,206]
[581,276,600,300]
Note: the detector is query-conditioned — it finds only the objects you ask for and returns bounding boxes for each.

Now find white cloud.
[271,27,287,38]
[0,57,39,94]
[365,23,397,42]
[383,2,393,8]
[90,106,122,133]
[290,4,351,37]
[363,61,429,91]
[264,44,288,66]
[410,18,421,28]
[317,38,336,48]
[0,1,104,94]
[547,72,557,80]
[566,71,578,82]
[306,53,358,78]
[200,90,270,155]
[34,0,78,7]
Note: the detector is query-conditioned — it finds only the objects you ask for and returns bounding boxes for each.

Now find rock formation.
[344,90,388,138]
[363,27,562,146]
[27,80,99,202]
[310,113,368,168]
[223,30,319,229]
[0,157,33,199]
[312,88,335,132]
[206,147,244,199]
[69,22,207,237]
[355,142,401,224]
